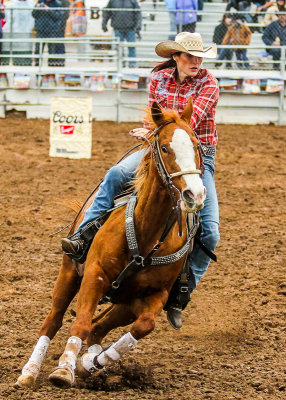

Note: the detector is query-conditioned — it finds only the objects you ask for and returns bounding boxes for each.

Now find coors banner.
[50,97,92,159]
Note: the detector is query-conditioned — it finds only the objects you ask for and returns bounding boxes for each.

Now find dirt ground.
[0,117,285,400]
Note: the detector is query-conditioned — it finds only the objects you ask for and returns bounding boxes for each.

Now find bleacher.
[138,0,268,70]
[0,2,285,124]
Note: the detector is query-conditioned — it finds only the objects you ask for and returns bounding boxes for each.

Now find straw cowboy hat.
[155,32,217,59]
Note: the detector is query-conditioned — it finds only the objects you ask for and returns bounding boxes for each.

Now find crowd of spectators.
[0,0,285,69]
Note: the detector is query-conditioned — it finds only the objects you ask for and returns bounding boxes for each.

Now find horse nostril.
[183,190,194,203]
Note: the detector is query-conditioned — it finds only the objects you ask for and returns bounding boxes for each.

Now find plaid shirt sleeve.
[191,78,219,144]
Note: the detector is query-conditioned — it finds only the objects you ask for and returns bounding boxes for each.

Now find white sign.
[50,97,92,159]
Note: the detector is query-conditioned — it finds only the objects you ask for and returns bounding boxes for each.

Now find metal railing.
[0,6,285,124]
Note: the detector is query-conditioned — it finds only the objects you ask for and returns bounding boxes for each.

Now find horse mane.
[134,107,182,194]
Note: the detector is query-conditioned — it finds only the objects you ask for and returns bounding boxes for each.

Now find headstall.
[150,122,204,236]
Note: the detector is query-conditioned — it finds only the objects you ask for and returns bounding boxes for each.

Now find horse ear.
[151,101,165,126]
[180,96,193,124]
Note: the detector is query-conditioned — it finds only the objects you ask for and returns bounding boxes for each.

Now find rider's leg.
[167,153,220,328]
[61,149,146,259]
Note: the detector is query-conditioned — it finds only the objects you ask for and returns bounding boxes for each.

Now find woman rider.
[62,32,220,330]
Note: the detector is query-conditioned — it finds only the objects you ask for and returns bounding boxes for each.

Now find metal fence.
[0,4,285,123]
[0,5,286,70]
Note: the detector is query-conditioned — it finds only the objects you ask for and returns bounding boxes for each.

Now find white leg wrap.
[81,344,103,373]
[22,336,50,378]
[58,336,82,372]
[97,332,137,367]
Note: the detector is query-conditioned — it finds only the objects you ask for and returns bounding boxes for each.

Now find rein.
[151,122,203,236]
[100,122,204,304]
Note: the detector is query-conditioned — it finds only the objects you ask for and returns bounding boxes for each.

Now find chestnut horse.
[16,97,206,390]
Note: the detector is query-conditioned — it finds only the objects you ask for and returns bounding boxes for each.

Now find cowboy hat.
[155,32,217,59]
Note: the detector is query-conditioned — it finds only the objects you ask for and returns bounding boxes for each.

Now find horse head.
[151,97,206,213]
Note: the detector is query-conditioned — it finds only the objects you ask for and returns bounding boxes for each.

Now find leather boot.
[167,306,182,330]
[61,237,85,257]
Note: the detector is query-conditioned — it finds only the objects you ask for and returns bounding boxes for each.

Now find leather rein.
[151,122,204,236]
[100,122,204,304]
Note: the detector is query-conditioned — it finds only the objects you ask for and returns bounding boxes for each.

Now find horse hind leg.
[15,255,81,389]
[78,304,136,378]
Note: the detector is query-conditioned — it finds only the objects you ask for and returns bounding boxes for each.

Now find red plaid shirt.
[146,67,219,145]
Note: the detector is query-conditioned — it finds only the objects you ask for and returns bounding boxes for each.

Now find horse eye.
[161,145,168,153]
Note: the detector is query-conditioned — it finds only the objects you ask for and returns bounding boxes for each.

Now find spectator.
[263,0,286,26]
[0,2,5,64]
[251,0,274,27]
[222,17,252,69]
[213,13,233,68]
[164,0,177,39]
[53,0,71,66]
[102,0,142,68]
[198,0,203,21]
[176,0,198,33]
[70,0,87,60]
[32,0,65,66]
[2,0,34,66]
[226,0,249,11]
[262,8,286,69]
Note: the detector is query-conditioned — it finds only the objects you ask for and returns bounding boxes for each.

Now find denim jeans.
[235,49,250,69]
[168,11,177,40]
[188,155,220,289]
[77,149,220,291]
[114,29,136,67]
[217,48,233,66]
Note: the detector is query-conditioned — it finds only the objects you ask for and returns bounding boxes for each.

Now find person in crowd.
[197,0,204,21]
[53,0,70,66]
[251,0,274,27]
[226,0,251,12]
[102,0,142,68]
[213,13,233,68]
[2,0,34,66]
[225,0,253,22]
[0,2,5,64]
[176,0,198,33]
[222,16,252,68]
[263,0,286,26]
[70,0,87,59]
[164,0,177,39]
[61,31,220,330]
[262,7,286,69]
[32,0,65,66]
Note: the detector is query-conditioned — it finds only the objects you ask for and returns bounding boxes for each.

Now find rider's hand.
[129,128,150,140]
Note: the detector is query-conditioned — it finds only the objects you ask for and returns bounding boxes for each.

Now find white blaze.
[170,129,205,199]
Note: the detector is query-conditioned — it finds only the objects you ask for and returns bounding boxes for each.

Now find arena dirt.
[0,118,285,400]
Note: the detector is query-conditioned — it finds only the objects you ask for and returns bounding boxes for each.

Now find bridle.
[149,121,204,236]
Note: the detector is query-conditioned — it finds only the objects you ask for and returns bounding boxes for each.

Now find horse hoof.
[48,367,74,389]
[14,374,36,389]
[76,357,92,379]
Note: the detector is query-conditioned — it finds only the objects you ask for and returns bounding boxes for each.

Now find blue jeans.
[235,49,250,69]
[168,11,177,40]
[217,48,233,66]
[114,29,136,68]
[78,149,220,291]
[188,155,220,289]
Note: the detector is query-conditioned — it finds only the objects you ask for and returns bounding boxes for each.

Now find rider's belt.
[201,145,216,156]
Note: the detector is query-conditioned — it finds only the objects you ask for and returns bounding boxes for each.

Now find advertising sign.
[50,97,92,159]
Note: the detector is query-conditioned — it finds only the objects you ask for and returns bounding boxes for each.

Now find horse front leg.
[48,262,107,389]
[15,255,81,389]
[78,304,136,377]
[78,292,168,375]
